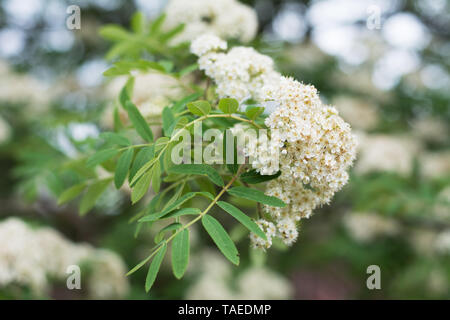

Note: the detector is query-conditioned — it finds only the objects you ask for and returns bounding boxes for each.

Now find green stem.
[127,164,245,276]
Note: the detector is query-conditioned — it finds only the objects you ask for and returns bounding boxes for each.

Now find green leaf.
[227,186,286,207]
[162,142,175,171]
[125,101,154,142]
[150,14,166,34]
[103,67,129,77]
[86,149,119,168]
[114,148,134,188]
[141,193,163,218]
[139,192,197,222]
[119,86,130,109]
[130,159,155,187]
[105,41,137,61]
[172,229,190,279]
[162,107,175,136]
[126,253,152,276]
[187,100,211,116]
[145,244,167,292]
[217,201,266,240]
[57,183,86,205]
[202,215,239,265]
[155,137,170,151]
[197,191,215,201]
[131,170,152,204]
[195,177,217,197]
[131,11,146,33]
[161,182,184,210]
[129,146,155,181]
[160,23,185,42]
[165,208,201,219]
[245,106,264,120]
[178,63,198,77]
[99,25,131,41]
[159,60,174,73]
[154,223,182,243]
[100,132,130,147]
[240,170,281,184]
[151,161,161,193]
[172,93,202,113]
[168,164,224,187]
[113,105,124,131]
[79,179,112,215]
[218,98,239,114]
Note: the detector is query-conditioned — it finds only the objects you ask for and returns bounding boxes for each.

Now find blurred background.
[0,0,448,299]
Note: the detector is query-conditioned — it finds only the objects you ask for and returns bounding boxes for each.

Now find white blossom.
[190,34,227,57]
[262,77,357,224]
[343,212,400,243]
[186,250,292,299]
[0,218,129,298]
[192,35,281,102]
[164,0,258,44]
[276,217,299,246]
[249,219,276,250]
[355,133,422,176]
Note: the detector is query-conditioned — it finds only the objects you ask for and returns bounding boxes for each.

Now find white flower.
[193,36,281,102]
[195,42,357,247]
[250,219,277,250]
[0,218,128,298]
[355,133,422,176]
[331,95,380,130]
[276,217,298,246]
[186,250,292,299]
[236,267,293,300]
[163,0,258,44]
[190,34,227,57]
[435,230,450,255]
[343,212,400,243]
[420,151,450,180]
[262,77,357,227]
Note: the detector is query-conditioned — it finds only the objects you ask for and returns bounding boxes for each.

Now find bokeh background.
[0,0,449,299]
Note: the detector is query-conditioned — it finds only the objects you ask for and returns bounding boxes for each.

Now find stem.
[128,164,245,275]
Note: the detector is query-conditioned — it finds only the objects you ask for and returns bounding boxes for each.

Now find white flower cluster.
[419,151,450,180]
[355,134,422,176]
[276,217,299,246]
[331,95,380,131]
[435,230,450,255]
[163,0,258,44]
[230,123,281,175]
[251,77,357,248]
[194,38,358,248]
[186,250,292,299]
[249,219,276,250]
[343,212,400,243]
[190,34,227,57]
[0,218,129,298]
[191,35,281,102]
[0,60,55,111]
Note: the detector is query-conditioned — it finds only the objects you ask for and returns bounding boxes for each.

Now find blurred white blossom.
[0,218,129,298]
